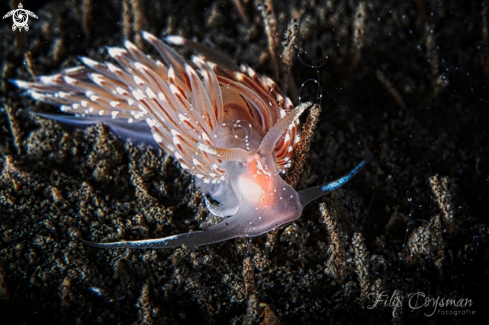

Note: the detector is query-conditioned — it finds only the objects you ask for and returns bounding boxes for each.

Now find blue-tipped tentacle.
[297,153,373,207]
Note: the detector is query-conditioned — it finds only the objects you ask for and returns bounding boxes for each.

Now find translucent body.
[11,32,371,249]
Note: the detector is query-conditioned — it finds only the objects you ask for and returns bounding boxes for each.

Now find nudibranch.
[11,32,371,249]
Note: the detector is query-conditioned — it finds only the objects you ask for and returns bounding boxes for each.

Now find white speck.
[89,287,103,296]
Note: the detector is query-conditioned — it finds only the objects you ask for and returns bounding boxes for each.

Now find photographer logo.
[3,3,38,32]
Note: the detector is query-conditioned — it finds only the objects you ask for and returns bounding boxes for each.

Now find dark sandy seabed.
[0,0,488,324]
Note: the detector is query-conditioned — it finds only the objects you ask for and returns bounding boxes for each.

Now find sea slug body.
[11,32,371,249]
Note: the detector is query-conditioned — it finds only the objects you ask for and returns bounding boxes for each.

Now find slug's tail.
[297,153,373,207]
[80,214,247,249]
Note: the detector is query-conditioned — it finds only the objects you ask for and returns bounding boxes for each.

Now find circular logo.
[13,9,29,31]
[3,3,38,32]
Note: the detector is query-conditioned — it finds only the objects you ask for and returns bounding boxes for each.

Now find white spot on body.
[237,175,263,205]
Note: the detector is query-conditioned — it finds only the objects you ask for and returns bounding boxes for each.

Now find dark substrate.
[0,0,488,324]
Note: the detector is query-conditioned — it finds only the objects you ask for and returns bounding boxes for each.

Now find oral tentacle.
[80,212,250,249]
[297,153,373,207]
